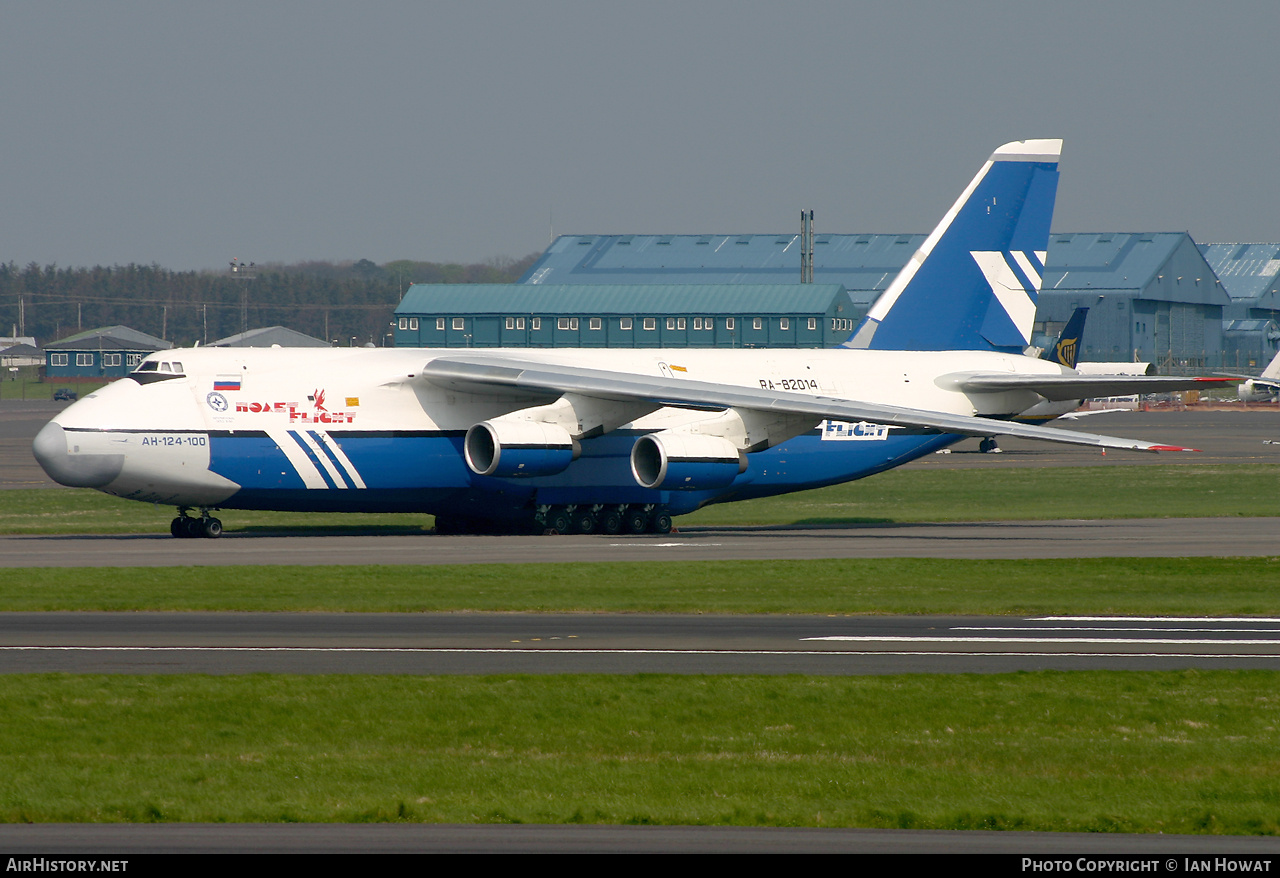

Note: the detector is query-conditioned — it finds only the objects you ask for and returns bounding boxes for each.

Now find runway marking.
[3,646,1280,660]
[1032,616,1280,623]
[805,636,1280,647]
[607,543,722,548]
[954,626,1280,634]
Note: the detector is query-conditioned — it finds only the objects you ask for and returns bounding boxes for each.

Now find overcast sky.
[2,0,1277,271]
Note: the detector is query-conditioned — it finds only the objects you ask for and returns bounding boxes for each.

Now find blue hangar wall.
[515,232,1235,369]
[393,283,858,349]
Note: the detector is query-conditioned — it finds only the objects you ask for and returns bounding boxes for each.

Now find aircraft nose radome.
[32,422,125,488]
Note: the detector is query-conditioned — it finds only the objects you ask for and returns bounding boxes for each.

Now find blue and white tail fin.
[1041,306,1087,369]
[845,139,1062,352]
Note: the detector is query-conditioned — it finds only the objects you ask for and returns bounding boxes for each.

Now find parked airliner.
[1220,351,1280,402]
[33,139,1225,537]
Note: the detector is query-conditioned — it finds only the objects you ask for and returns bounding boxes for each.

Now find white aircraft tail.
[846,139,1062,353]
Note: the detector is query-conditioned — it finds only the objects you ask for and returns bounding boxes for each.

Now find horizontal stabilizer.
[946,373,1236,402]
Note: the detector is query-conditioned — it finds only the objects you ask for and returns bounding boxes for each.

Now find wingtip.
[1147,444,1201,453]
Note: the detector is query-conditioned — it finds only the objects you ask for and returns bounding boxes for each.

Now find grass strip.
[2,557,1279,615]
[1,671,1276,833]
[2,464,1278,535]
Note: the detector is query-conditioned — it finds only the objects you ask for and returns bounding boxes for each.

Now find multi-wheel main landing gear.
[433,504,675,536]
[170,507,223,539]
[535,503,673,536]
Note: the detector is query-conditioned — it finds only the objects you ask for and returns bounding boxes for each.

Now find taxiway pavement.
[4,612,1280,675]
[0,516,1276,567]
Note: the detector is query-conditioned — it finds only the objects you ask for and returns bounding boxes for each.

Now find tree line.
[0,254,538,348]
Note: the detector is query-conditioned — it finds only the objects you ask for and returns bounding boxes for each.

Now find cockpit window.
[129,358,186,385]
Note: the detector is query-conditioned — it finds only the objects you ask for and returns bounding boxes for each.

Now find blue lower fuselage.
[208,427,962,519]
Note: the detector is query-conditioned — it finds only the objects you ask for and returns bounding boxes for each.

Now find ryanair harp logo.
[1054,336,1079,367]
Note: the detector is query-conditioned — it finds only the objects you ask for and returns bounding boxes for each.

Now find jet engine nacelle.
[630,432,747,491]
[1238,380,1277,403]
[464,420,579,478]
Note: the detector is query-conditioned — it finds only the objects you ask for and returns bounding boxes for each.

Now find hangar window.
[807,317,817,330]
[102,353,121,367]
[677,318,686,330]
[752,318,762,330]
[505,317,514,330]
[666,318,676,330]
[126,353,141,366]
[398,318,408,330]
[409,318,418,330]
[620,318,633,330]
[436,318,446,331]
[780,318,790,331]
[516,317,526,330]
[76,353,94,367]
[589,318,602,330]
[452,318,465,331]
[532,318,541,330]
[50,353,68,366]
[570,318,579,330]
[693,318,702,330]
[726,317,735,330]
[643,318,656,330]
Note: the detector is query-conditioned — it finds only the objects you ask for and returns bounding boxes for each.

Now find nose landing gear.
[170,508,222,539]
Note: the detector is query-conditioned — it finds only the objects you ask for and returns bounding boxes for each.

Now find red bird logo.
[313,389,326,411]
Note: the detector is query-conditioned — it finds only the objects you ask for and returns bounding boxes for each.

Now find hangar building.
[44,325,172,381]
[393,283,856,348]
[515,232,1232,368]
[1198,243,1280,368]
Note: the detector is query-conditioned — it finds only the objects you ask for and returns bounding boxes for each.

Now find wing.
[1216,371,1280,390]
[419,353,1197,453]
[945,373,1236,402]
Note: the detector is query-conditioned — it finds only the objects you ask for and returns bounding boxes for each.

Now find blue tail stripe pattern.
[845,139,1061,353]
